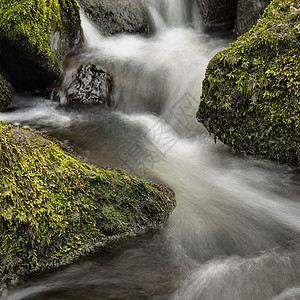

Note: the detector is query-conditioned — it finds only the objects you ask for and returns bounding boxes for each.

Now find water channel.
[1,0,300,299]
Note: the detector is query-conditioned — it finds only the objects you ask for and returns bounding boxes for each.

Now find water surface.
[1,1,300,299]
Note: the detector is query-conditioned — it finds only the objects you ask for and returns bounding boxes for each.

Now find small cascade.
[148,0,202,30]
[148,0,189,26]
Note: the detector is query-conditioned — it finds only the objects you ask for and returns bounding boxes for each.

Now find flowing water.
[1,1,300,299]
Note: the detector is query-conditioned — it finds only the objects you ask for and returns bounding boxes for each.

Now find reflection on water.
[1,0,300,299]
[6,232,182,300]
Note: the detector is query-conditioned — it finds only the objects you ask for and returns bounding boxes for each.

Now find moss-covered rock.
[197,0,300,165]
[0,74,13,111]
[0,122,175,281]
[78,0,149,36]
[0,0,82,91]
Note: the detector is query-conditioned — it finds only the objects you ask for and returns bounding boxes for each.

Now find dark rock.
[196,0,238,30]
[78,0,149,35]
[0,74,13,111]
[68,64,113,105]
[0,0,82,92]
[0,42,58,92]
[235,0,270,36]
[53,61,113,106]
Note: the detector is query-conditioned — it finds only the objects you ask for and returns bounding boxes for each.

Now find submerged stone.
[0,122,175,282]
[197,0,300,165]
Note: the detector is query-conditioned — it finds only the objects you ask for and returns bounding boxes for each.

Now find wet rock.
[196,0,238,30]
[69,64,113,105]
[197,0,300,165]
[235,0,270,36]
[53,62,113,106]
[0,122,176,281]
[0,74,13,111]
[0,0,82,92]
[78,0,149,35]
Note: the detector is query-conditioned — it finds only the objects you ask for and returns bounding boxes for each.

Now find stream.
[1,0,300,299]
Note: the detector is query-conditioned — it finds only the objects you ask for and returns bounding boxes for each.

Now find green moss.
[0,0,81,71]
[198,0,300,165]
[0,122,175,278]
[0,75,13,111]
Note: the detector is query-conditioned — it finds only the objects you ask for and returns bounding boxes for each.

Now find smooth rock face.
[53,62,113,106]
[0,0,82,91]
[78,0,149,35]
[235,0,270,35]
[197,0,238,29]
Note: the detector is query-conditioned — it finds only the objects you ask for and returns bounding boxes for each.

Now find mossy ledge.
[0,122,175,283]
[197,0,300,165]
[0,0,82,91]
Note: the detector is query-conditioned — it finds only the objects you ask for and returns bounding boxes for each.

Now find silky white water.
[1,1,300,299]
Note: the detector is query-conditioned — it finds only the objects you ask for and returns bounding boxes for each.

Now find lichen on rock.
[197,0,300,165]
[0,122,175,280]
[0,0,82,91]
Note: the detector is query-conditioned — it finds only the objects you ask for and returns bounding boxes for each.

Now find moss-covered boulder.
[0,122,175,281]
[0,0,82,91]
[78,0,149,36]
[0,74,13,111]
[197,0,300,165]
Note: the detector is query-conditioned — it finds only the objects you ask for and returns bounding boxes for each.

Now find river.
[1,0,300,299]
